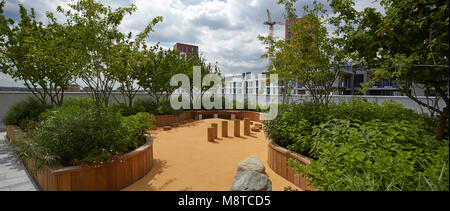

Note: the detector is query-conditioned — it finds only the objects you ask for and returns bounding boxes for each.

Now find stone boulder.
[237,156,265,173]
[231,171,272,191]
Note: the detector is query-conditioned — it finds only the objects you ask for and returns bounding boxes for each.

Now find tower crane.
[264,9,283,68]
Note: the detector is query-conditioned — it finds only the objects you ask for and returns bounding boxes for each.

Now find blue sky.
[0,0,384,87]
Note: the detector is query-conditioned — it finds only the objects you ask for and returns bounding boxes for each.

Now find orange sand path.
[122,119,298,191]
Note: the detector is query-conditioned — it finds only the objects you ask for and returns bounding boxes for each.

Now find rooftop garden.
[260,0,449,191]
[0,0,448,192]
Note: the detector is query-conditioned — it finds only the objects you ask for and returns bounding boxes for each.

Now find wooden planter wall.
[154,110,264,127]
[6,125,154,191]
[267,141,313,191]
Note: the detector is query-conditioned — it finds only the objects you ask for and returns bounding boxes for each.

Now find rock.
[231,171,272,191]
[163,126,172,131]
[237,156,265,173]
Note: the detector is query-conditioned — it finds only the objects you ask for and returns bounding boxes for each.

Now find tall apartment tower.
[173,43,199,61]
[285,18,303,45]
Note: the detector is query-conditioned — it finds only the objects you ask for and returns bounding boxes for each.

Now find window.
[354,75,364,88]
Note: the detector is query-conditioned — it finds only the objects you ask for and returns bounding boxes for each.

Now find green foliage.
[112,17,163,108]
[265,100,436,159]
[267,100,448,191]
[62,97,96,108]
[137,46,193,103]
[133,98,158,113]
[111,103,146,117]
[259,0,344,106]
[0,3,78,106]
[111,98,183,116]
[13,105,154,169]
[329,0,449,140]
[290,119,449,191]
[153,99,183,115]
[3,97,52,130]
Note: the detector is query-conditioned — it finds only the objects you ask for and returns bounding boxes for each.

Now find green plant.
[13,105,155,171]
[3,97,53,130]
[62,97,96,108]
[264,100,438,157]
[134,98,158,113]
[111,103,146,116]
[155,99,183,115]
[289,119,449,191]
[329,0,449,140]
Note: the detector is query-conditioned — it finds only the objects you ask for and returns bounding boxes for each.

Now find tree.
[112,17,163,107]
[137,46,192,103]
[57,0,162,107]
[0,2,78,106]
[259,0,345,107]
[185,56,221,109]
[329,0,449,140]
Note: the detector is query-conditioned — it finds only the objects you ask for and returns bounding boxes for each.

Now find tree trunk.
[435,106,449,141]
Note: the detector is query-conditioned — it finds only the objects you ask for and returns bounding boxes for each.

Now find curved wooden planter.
[6,125,154,191]
[154,110,264,127]
[267,141,313,191]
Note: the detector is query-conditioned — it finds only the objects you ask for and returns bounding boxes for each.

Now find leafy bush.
[290,119,449,191]
[62,97,96,108]
[112,98,183,116]
[152,99,183,115]
[265,100,448,191]
[265,100,437,157]
[111,103,146,116]
[13,105,155,169]
[134,98,158,114]
[3,97,53,130]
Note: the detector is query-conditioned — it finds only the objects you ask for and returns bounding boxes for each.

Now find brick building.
[285,18,303,45]
[173,43,199,61]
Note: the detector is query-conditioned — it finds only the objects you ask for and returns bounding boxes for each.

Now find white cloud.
[1,0,384,86]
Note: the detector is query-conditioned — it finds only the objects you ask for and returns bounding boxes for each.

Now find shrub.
[3,97,53,130]
[265,110,314,157]
[111,103,146,116]
[133,98,158,114]
[290,119,449,191]
[62,97,96,108]
[123,98,183,116]
[265,100,437,156]
[154,99,183,115]
[13,105,155,169]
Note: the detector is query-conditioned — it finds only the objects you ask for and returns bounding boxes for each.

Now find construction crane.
[264,9,283,68]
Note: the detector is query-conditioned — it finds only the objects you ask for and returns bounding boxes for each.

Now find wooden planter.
[154,110,264,127]
[267,141,313,191]
[6,125,154,191]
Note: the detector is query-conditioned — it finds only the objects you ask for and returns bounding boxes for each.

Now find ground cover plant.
[264,99,449,191]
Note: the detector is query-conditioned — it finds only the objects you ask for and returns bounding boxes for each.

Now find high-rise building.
[173,43,199,61]
[285,18,303,45]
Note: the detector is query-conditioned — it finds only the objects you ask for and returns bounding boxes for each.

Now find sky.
[0,0,384,87]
